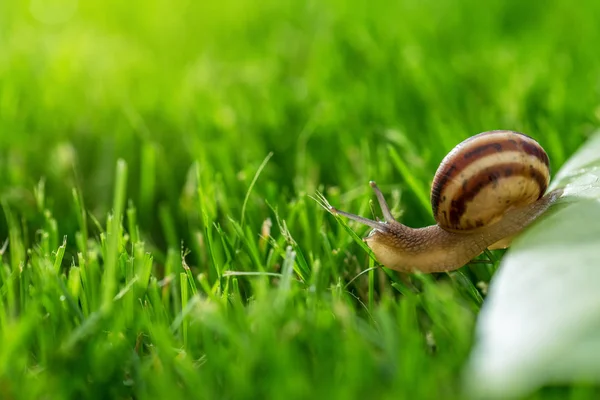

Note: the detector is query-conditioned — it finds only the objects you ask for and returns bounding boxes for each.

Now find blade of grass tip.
[127,200,139,246]
[89,251,103,311]
[55,273,85,322]
[276,246,296,309]
[33,177,45,211]
[181,247,198,296]
[189,228,207,272]
[88,211,105,235]
[244,223,265,266]
[53,236,67,274]
[319,228,339,279]
[162,248,179,312]
[146,277,168,323]
[19,255,27,314]
[44,210,59,252]
[230,276,244,312]
[241,151,273,228]
[102,159,128,309]
[221,268,230,299]
[265,242,278,271]
[119,244,130,283]
[180,273,189,345]
[72,188,88,257]
[67,266,81,301]
[120,253,136,322]
[276,198,312,281]
[39,230,50,257]
[134,242,153,293]
[215,223,233,267]
[20,217,30,258]
[295,195,314,249]
[77,253,90,316]
[232,276,240,297]
[159,203,179,250]
[196,163,222,282]
[387,144,431,215]
[228,217,264,272]
[292,246,310,284]
[1,200,25,273]
[390,282,405,294]
[308,254,320,290]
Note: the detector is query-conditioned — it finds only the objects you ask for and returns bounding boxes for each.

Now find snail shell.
[431,130,550,232]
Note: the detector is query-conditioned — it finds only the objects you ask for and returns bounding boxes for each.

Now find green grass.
[1,0,599,398]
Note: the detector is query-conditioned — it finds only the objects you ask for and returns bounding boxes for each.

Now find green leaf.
[466,130,600,399]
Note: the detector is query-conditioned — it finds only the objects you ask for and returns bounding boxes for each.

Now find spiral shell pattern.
[431,130,550,232]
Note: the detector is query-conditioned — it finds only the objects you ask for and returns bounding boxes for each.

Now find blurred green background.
[2,0,599,238]
[1,0,600,398]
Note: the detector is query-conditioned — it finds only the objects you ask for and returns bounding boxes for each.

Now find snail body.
[331,130,562,273]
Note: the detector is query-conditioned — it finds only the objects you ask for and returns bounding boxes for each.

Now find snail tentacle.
[369,181,396,223]
[329,207,388,232]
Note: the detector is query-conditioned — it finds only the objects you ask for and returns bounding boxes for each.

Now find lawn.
[1,0,599,398]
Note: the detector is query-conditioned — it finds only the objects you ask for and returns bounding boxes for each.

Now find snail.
[330,130,563,273]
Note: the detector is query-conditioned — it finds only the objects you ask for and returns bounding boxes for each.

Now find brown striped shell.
[430,130,550,232]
